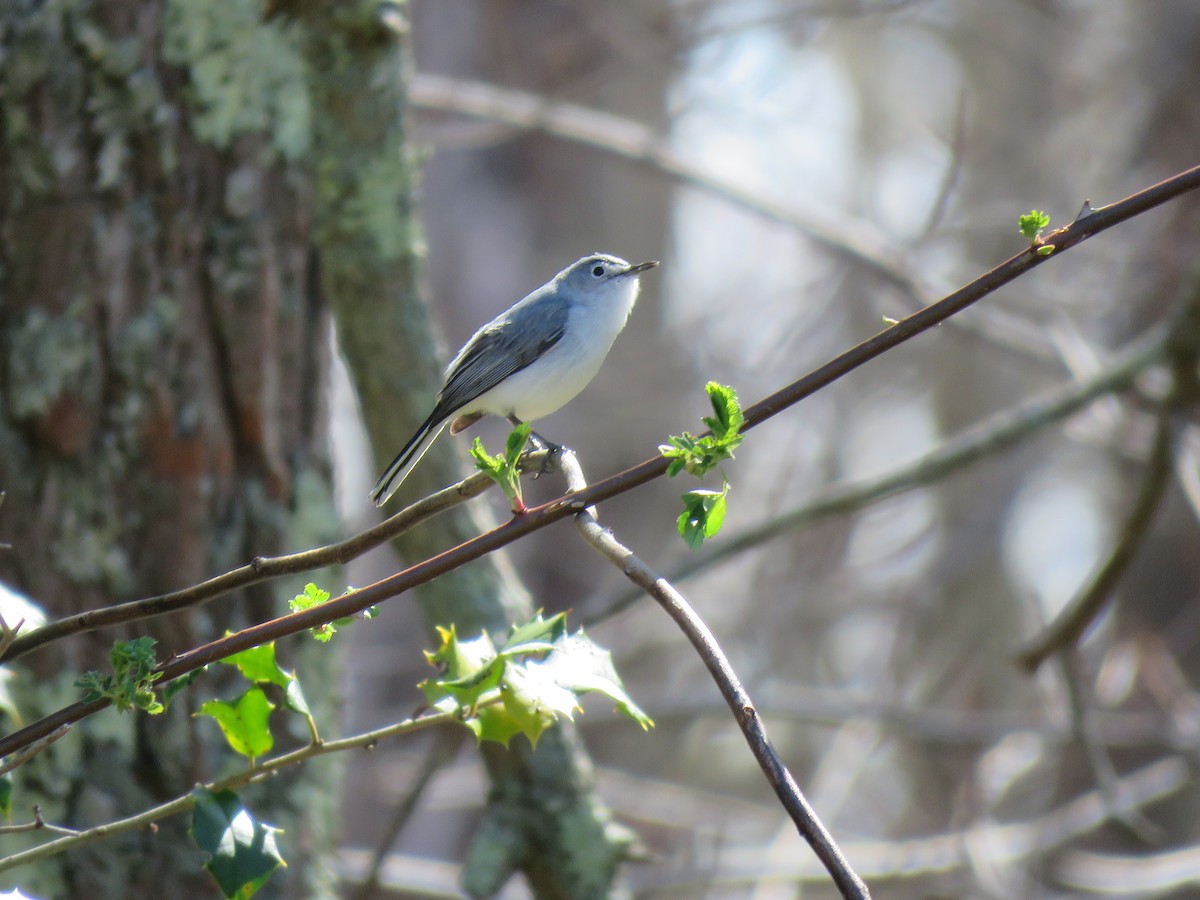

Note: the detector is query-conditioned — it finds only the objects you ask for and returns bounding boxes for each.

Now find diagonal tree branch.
[2,164,1198,762]
[587,320,1170,625]
[0,464,529,664]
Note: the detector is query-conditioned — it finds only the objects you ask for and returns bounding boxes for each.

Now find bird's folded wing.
[433,301,568,417]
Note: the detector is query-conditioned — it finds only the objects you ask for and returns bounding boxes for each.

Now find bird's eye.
[592,265,605,277]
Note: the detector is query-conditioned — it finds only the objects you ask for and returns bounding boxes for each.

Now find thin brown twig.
[1058,649,1161,841]
[0,696,492,874]
[0,459,543,664]
[557,449,869,900]
[0,805,80,838]
[0,724,71,778]
[1,164,1198,762]
[349,729,466,900]
[1017,408,1174,671]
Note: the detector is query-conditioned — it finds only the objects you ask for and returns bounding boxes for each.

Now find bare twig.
[625,757,1188,889]
[0,724,71,778]
[1058,650,1161,840]
[410,73,919,301]
[0,805,79,838]
[0,696,494,874]
[1018,408,1174,671]
[0,461,537,664]
[1,164,1198,762]
[350,730,466,900]
[557,449,869,900]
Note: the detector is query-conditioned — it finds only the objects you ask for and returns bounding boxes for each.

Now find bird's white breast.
[467,276,640,421]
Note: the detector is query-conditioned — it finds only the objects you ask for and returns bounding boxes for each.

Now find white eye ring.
[591,265,605,277]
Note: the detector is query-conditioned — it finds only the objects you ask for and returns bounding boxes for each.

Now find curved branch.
[0,697,488,874]
[559,449,869,899]
[1017,408,1175,671]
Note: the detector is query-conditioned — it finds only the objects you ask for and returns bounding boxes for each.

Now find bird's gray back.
[432,286,570,418]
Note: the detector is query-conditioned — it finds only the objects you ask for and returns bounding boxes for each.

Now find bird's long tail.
[369,412,449,507]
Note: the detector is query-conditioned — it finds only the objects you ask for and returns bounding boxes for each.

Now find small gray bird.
[370,253,659,507]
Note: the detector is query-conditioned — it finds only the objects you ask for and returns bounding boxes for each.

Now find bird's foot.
[528,431,563,478]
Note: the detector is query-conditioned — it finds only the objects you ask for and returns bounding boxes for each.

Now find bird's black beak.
[628,260,660,273]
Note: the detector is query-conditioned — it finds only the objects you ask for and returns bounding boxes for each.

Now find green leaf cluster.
[660,382,744,478]
[196,640,316,762]
[660,382,744,548]
[191,787,285,899]
[75,636,165,714]
[421,612,652,747]
[470,422,532,512]
[1018,209,1055,255]
[287,582,377,643]
[677,484,730,551]
[187,643,315,896]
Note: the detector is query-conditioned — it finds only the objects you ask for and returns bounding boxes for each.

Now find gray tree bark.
[0,2,339,896]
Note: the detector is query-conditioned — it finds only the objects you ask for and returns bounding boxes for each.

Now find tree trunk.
[0,2,338,896]
[289,2,636,896]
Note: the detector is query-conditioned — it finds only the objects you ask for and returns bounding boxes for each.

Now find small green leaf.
[499,664,574,746]
[677,484,730,549]
[471,425,529,512]
[282,678,312,719]
[288,582,330,612]
[0,772,12,821]
[1036,244,1055,256]
[420,614,651,746]
[505,422,532,468]
[420,626,507,712]
[498,611,567,656]
[660,383,744,480]
[197,688,275,760]
[75,637,164,714]
[1018,209,1051,242]
[286,583,369,643]
[218,640,312,720]
[533,632,653,730]
[469,437,504,476]
[220,643,292,690]
[190,787,285,899]
[702,381,744,440]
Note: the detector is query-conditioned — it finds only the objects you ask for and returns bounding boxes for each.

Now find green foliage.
[0,771,11,821]
[1018,209,1050,240]
[190,787,285,899]
[660,382,744,478]
[660,382,744,547]
[198,689,275,762]
[75,637,164,714]
[1018,209,1054,255]
[220,641,314,721]
[421,612,652,747]
[287,582,377,643]
[196,639,318,758]
[677,483,731,551]
[470,422,532,513]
